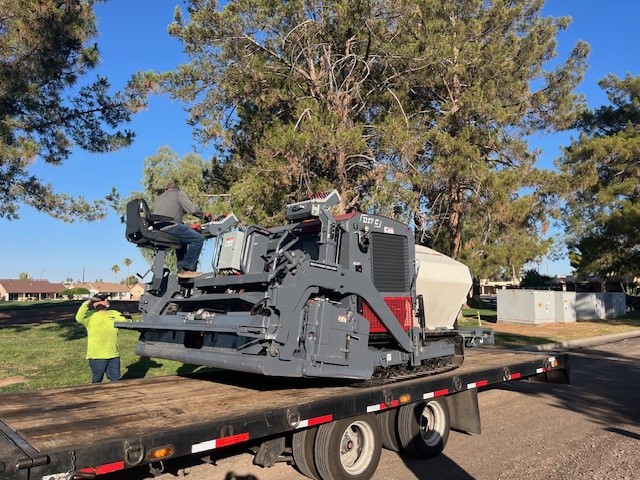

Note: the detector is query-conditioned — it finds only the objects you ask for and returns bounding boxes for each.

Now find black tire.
[314,414,382,480]
[378,409,401,452]
[292,427,320,479]
[397,398,450,458]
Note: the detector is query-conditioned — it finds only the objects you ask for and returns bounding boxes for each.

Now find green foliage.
[0,0,137,222]
[520,269,554,288]
[116,146,220,270]
[61,287,90,299]
[126,0,588,279]
[557,74,640,276]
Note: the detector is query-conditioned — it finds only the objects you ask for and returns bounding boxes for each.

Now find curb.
[520,329,640,352]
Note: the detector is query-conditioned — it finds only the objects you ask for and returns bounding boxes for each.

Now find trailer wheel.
[292,426,320,479]
[378,409,401,452]
[314,414,382,480]
[397,398,450,458]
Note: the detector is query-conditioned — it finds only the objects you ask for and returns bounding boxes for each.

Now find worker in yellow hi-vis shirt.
[75,293,128,383]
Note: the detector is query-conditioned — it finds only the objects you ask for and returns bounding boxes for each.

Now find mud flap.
[446,389,481,435]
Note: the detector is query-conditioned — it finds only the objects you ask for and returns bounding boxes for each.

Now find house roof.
[73,282,133,293]
[0,279,66,294]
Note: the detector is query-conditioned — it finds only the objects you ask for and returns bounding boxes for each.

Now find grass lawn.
[0,321,210,393]
[0,299,82,310]
[460,306,640,349]
[2,302,639,392]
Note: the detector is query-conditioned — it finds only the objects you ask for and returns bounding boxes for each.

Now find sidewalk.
[521,329,640,352]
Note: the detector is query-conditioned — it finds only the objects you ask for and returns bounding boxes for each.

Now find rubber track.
[351,355,460,388]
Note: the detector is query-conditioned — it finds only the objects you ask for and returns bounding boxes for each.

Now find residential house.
[476,278,520,305]
[72,282,134,300]
[129,282,145,301]
[0,279,66,301]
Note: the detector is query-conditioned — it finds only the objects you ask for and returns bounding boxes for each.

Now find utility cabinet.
[497,290,626,324]
[497,289,555,325]
[554,291,577,323]
[575,292,626,320]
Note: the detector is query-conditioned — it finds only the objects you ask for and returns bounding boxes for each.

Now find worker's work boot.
[177,270,203,278]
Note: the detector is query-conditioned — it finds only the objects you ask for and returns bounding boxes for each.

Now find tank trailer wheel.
[314,414,382,480]
[378,408,401,452]
[397,398,450,458]
[292,426,320,479]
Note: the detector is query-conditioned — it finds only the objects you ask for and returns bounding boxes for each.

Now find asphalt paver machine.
[118,191,489,380]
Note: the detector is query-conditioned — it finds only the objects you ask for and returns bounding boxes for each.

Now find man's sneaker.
[177,270,203,278]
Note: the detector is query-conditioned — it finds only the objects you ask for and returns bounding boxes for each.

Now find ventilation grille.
[370,232,409,292]
[362,296,413,333]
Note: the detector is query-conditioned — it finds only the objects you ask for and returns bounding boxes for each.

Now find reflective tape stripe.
[295,413,334,429]
[423,388,449,399]
[366,400,399,412]
[467,379,489,389]
[192,432,250,453]
[80,461,125,475]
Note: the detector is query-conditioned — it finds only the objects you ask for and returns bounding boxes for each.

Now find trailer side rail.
[0,351,569,480]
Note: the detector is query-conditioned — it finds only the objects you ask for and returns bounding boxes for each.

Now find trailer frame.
[0,348,569,480]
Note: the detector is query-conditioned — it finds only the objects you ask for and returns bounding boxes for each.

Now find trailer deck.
[0,347,569,479]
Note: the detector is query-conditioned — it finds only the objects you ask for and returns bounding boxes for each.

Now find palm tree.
[18,272,30,279]
[111,264,120,283]
[123,258,132,286]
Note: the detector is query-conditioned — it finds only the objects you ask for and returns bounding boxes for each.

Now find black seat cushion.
[125,198,182,249]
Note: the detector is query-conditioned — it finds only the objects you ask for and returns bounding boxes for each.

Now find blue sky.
[1,0,639,282]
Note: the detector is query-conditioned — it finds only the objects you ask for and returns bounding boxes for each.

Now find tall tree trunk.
[449,184,463,259]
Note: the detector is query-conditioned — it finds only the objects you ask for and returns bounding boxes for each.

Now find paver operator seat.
[125,198,182,249]
[125,198,182,290]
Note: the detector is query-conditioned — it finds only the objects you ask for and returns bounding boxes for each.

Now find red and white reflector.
[192,432,250,454]
[295,413,334,429]
[79,461,125,475]
[423,388,449,399]
[466,379,489,389]
[366,400,399,412]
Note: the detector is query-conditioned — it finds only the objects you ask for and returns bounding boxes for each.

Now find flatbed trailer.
[0,348,569,480]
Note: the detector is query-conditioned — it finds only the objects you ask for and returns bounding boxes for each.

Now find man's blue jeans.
[89,358,121,383]
[162,223,205,271]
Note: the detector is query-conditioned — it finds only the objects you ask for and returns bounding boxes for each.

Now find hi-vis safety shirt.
[75,301,126,359]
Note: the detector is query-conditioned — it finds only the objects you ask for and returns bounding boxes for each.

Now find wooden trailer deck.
[0,348,566,457]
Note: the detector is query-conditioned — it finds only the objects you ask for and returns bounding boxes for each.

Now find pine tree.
[0,0,137,221]
[130,0,588,278]
[557,74,640,276]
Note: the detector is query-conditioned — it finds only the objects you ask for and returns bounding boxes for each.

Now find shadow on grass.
[121,356,164,379]
[177,363,207,375]
[493,332,556,349]
[581,316,640,327]
[44,321,87,341]
[0,322,86,341]
[461,310,497,323]
[121,357,207,380]
[0,300,82,312]
[0,324,32,334]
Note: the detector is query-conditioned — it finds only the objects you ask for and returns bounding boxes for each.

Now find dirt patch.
[479,318,640,344]
[0,376,26,387]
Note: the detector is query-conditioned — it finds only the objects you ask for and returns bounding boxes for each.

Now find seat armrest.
[148,213,174,222]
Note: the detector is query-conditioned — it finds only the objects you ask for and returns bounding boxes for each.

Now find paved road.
[0,300,139,325]
[121,336,640,480]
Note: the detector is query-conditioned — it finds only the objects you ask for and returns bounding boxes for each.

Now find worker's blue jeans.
[89,358,121,383]
[162,223,205,271]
